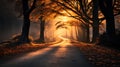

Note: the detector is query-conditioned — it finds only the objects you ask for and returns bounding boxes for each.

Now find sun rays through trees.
[0,0,120,45]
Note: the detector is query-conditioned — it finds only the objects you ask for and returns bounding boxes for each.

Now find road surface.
[0,38,93,67]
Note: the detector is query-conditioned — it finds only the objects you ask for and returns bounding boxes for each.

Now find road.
[0,38,93,67]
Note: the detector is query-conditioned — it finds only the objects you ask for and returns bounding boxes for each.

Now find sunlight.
[55,29,66,37]
[6,47,54,64]
[57,16,72,22]
[88,0,91,2]
[43,14,85,42]
[54,35,72,48]
[54,16,73,39]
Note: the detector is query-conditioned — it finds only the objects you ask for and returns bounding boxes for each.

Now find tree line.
[14,0,120,45]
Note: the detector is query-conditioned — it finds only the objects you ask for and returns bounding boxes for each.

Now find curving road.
[0,37,93,67]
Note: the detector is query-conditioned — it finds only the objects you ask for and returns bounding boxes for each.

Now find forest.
[0,0,120,67]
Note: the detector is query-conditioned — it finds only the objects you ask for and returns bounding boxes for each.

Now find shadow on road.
[0,37,94,67]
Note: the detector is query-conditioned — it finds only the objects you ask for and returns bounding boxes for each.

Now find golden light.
[88,0,91,2]
[52,15,81,42]
[53,16,73,38]
[56,16,72,22]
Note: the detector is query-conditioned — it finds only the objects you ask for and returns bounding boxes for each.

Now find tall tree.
[99,0,115,37]
[51,0,120,43]
[20,0,36,43]
[30,0,62,43]
[16,0,55,43]
[39,16,45,43]
[92,0,99,43]
[52,0,100,42]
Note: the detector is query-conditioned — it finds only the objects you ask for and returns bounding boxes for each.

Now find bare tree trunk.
[75,26,79,41]
[39,17,45,43]
[19,0,36,44]
[92,24,99,43]
[20,0,30,43]
[86,24,90,43]
[99,0,115,36]
[105,0,115,36]
[91,0,99,43]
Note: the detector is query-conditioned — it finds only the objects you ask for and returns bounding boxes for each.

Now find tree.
[30,0,63,43]
[51,0,99,42]
[15,0,58,43]
[51,0,120,43]
[19,0,36,43]
[39,16,45,43]
[99,0,115,37]
[30,1,46,43]
[92,0,99,43]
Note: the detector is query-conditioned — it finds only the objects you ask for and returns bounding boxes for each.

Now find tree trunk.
[105,0,115,36]
[91,0,99,43]
[99,0,115,36]
[20,15,30,43]
[20,0,30,43]
[86,24,90,43]
[92,24,99,43]
[75,26,79,41]
[39,19,45,43]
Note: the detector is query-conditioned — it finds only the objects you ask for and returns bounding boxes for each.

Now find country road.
[0,37,93,67]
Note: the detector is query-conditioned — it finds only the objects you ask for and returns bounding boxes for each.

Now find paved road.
[0,39,93,67]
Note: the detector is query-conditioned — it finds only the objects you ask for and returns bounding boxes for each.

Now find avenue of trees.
[14,0,120,45]
[51,0,120,43]
[15,0,60,43]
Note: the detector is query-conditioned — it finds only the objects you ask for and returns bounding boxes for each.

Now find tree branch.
[28,0,37,14]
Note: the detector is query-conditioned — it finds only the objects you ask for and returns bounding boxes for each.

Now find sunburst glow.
[55,16,73,22]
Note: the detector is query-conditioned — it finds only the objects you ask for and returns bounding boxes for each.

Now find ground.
[0,39,93,67]
[75,43,120,67]
[0,38,120,67]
